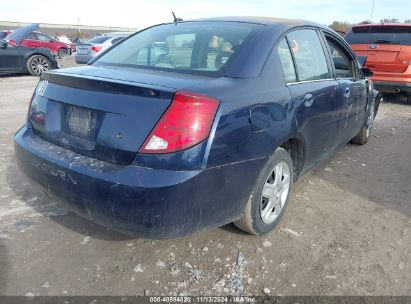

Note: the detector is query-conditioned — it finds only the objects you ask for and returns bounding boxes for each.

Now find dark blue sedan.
[14,17,376,238]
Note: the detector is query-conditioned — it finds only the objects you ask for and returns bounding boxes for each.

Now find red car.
[1,30,71,58]
[345,24,411,103]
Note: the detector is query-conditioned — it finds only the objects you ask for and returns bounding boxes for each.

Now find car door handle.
[304,93,314,107]
[344,87,351,98]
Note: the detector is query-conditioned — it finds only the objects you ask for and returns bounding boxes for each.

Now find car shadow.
[0,239,9,295]
[382,93,410,105]
[309,141,410,217]
[5,158,133,241]
[218,223,250,235]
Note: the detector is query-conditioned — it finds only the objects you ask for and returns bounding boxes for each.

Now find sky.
[0,0,409,29]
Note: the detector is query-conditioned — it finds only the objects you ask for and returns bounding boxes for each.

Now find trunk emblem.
[369,44,378,49]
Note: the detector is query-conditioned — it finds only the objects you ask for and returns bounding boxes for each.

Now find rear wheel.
[26,55,51,76]
[58,48,68,58]
[351,98,375,145]
[234,148,293,235]
[406,94,411,105]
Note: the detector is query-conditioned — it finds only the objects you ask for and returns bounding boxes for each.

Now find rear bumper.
[371,66,411,93]
[14,127,263,239]
[373,81,411,93]
[74,54,94,64]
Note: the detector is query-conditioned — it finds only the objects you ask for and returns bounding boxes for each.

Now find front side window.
[277,38,297,83]
[326,38,355,78]
[94,22,260,76]
[287,29,331,81]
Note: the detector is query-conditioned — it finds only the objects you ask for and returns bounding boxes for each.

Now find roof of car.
[189,16,321,28]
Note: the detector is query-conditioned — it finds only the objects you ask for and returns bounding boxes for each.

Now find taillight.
[139,90,219,154]
[91,46,102,52]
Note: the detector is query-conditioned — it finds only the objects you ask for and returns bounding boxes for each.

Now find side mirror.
[361,67,374,77]
[0,40,7,49]
[357,55,367,67]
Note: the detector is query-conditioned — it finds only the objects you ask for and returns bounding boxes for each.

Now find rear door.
[323,33,368,142]
[280,28,341,168]
[346,25,411,73]
[0,45,24,73]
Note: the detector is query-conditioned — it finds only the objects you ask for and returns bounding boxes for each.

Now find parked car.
[345,24,411,103]
[14,17,376,239]
[4,29,71,58]
[0,24,58,76]
[74,32,130,64]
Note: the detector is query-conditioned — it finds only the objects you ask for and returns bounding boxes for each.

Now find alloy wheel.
[260,161,291,224]
[31,57,50,75]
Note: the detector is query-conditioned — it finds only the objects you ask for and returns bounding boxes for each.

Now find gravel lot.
[0,59,410,296]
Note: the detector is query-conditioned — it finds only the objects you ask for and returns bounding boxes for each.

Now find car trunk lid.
[350,44,408,73]
[75,43,93,55]
[28,67,211,165]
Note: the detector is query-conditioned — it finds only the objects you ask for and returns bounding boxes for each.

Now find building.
[0,21,137,39]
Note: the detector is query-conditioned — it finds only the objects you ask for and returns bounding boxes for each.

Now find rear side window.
[86,36,110,44]
[0,32,8,39]
[287,29,331,81]
[26,32,36,40]
[94,22,260,76]
[345,26,411,46]
[277,38,297,83]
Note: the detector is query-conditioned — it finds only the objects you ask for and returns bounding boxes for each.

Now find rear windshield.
[86,36,111,44]
[94,22,260,76]
[345,26,411,46]
[0,32,8,39]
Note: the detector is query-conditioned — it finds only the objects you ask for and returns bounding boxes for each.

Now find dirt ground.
[0,60,410,297]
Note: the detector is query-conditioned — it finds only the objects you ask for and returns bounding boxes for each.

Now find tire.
[234,147,294,235]
[374,92,382,118]
[58,48,68,58]
[406,94,411,105]
[351,98,375,145]
[26,55,51,76]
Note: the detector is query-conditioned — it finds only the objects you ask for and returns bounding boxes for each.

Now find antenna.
[370,0,375,23]
[172,11,183,25]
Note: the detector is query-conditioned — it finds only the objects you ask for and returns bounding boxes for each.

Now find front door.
[285,29,340,168]
[324,35,368,142]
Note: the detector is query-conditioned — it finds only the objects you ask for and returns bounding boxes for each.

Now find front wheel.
[351,98,375,145]
[58,48,69,58]
[26,55,51,76]
[234,148,294,235]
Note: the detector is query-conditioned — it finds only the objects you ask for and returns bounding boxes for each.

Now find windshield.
[86,36,111,44]
[345,26,411,46]
[93,22,260,76]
